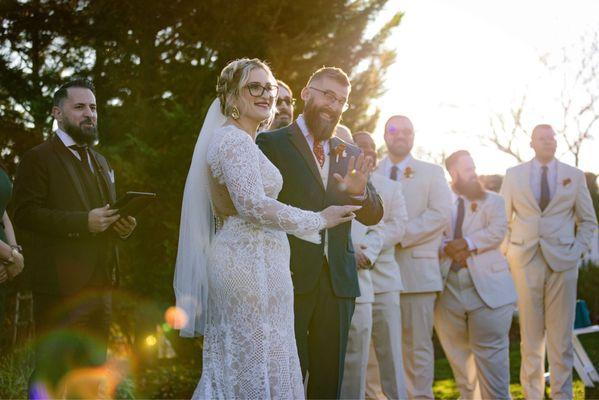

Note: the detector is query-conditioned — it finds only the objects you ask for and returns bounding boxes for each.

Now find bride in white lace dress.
[174,59,359,399]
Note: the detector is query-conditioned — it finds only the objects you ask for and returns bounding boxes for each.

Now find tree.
[0,0,402,350]
[483,31,599,166]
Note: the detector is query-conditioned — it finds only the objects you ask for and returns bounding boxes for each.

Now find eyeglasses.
[277,97,296,107]
[308,87,349,111]
[246,82,279,98]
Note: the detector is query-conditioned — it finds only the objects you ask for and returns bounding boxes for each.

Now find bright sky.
[373,0,599,174]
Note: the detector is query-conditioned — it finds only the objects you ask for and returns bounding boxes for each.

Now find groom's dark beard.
[63,117,98,146]
[303,97,342,141]
[453,175,486,201]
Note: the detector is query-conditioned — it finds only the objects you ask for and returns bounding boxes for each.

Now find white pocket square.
[108,169,115,183]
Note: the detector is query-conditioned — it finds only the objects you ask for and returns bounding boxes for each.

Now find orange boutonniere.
[404,166,414,178]
[471,202,478,212]
[333,143,347,163]
[562,178,572,186]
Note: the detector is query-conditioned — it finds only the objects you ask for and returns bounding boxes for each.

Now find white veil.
[174,98,226,337]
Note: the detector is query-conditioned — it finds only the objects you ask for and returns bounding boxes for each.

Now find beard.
[453,175,486,201]
[303,97,342,141]
[63,117,98,146]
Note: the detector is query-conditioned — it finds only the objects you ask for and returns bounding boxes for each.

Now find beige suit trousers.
[364,291,407,399]
[341,302,373,399]
[400,292,436,399]
[511,249,578,400]
[434,268,513,400]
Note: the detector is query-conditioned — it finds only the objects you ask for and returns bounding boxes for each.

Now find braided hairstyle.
[216,58,276,123]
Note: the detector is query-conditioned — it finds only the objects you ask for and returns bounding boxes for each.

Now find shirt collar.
[384,154,412,171]
[55,128,77,148]
[451,190,463,205]
[532,157,557,170]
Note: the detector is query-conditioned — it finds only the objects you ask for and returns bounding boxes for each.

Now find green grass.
[433,333,599,400]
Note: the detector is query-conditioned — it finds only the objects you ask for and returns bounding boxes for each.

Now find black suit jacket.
[257,122,383,297]
[12,135,120,295]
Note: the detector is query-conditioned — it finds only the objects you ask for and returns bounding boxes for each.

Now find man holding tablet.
[13,78,138,397]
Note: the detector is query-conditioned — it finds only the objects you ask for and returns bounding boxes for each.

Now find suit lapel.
[288,122,325,191]
[326,136,345,193]
[89,149,116,203]
[521,161,541,213]
[51,136,91,210]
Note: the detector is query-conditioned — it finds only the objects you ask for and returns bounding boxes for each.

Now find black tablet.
[111,191,157,218]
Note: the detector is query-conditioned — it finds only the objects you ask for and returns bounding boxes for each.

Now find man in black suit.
[12,79,136,396]
[257,67,384,399]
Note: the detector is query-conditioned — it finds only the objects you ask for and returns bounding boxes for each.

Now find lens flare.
[164,306,188,330]
[145,335,157,346]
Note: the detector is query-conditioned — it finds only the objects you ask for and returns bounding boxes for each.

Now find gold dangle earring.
[231,106,240,120]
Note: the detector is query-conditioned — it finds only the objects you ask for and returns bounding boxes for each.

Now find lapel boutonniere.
[332,143,347,163]
[471,202,478,213]
[403,166,414,179]
[562,178,572,187]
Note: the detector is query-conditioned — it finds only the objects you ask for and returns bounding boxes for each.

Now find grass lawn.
[433,332,599,399]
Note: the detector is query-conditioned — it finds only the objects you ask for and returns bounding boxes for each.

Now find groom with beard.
[257,67,384,399]
[13,78,136,396]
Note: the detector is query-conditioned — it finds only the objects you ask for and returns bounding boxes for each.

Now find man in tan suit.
[500,124,598,399]
[342,132,409,399]
[435,150,516,399]
[378,116,451,399]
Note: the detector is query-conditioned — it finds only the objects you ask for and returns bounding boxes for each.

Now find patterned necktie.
[450,197,465,272]
[539,165,550,211]
[313,140,325,168]
[390,165,398,181]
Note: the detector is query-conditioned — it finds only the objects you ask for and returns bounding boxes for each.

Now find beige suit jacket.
[385,157,451,293]
[367,172,408,294]
[500,160,598,271]
[440,192,517,309]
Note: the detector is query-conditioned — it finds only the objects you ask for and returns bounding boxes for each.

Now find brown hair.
[306,66,351,88]
[445,150,471,171]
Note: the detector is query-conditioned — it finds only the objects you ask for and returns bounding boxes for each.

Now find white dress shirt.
[530,157,557,203]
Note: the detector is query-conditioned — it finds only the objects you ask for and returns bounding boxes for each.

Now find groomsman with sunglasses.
[267,79,296,130]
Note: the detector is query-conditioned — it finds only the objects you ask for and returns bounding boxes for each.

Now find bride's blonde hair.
[216,58,276,124]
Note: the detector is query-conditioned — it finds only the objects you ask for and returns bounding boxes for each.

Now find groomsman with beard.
[435,150,516,400]
[257,67,384,399]
[500,125,597,399]
[13,79,137,396]
[341,131,408,400]
[374,115,451,399]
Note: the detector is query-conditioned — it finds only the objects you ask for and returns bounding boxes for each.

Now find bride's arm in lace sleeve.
[218,128,326,236]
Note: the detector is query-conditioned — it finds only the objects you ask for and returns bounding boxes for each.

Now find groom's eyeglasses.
[246,82,279,98]
[308,86,350,112]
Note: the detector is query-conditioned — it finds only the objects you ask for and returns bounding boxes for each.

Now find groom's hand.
[333,153,374,195]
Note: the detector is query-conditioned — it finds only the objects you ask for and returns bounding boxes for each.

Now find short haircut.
[307,66,351,88]
[445,150,471,171]
[384,115,413,133]
[277,80,293,97]
[53,78,95,107]
[352,130,373,142]
[531,124,554,138]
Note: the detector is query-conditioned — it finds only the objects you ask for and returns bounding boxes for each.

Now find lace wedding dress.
[193,124,325,399]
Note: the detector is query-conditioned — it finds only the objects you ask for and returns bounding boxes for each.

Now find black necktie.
[539,166,550,211]
[69,144,93,175]
[390,165,398,181]
[450,197,465,272]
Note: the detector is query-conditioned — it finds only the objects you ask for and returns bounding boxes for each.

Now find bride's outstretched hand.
[320,205,362,229]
